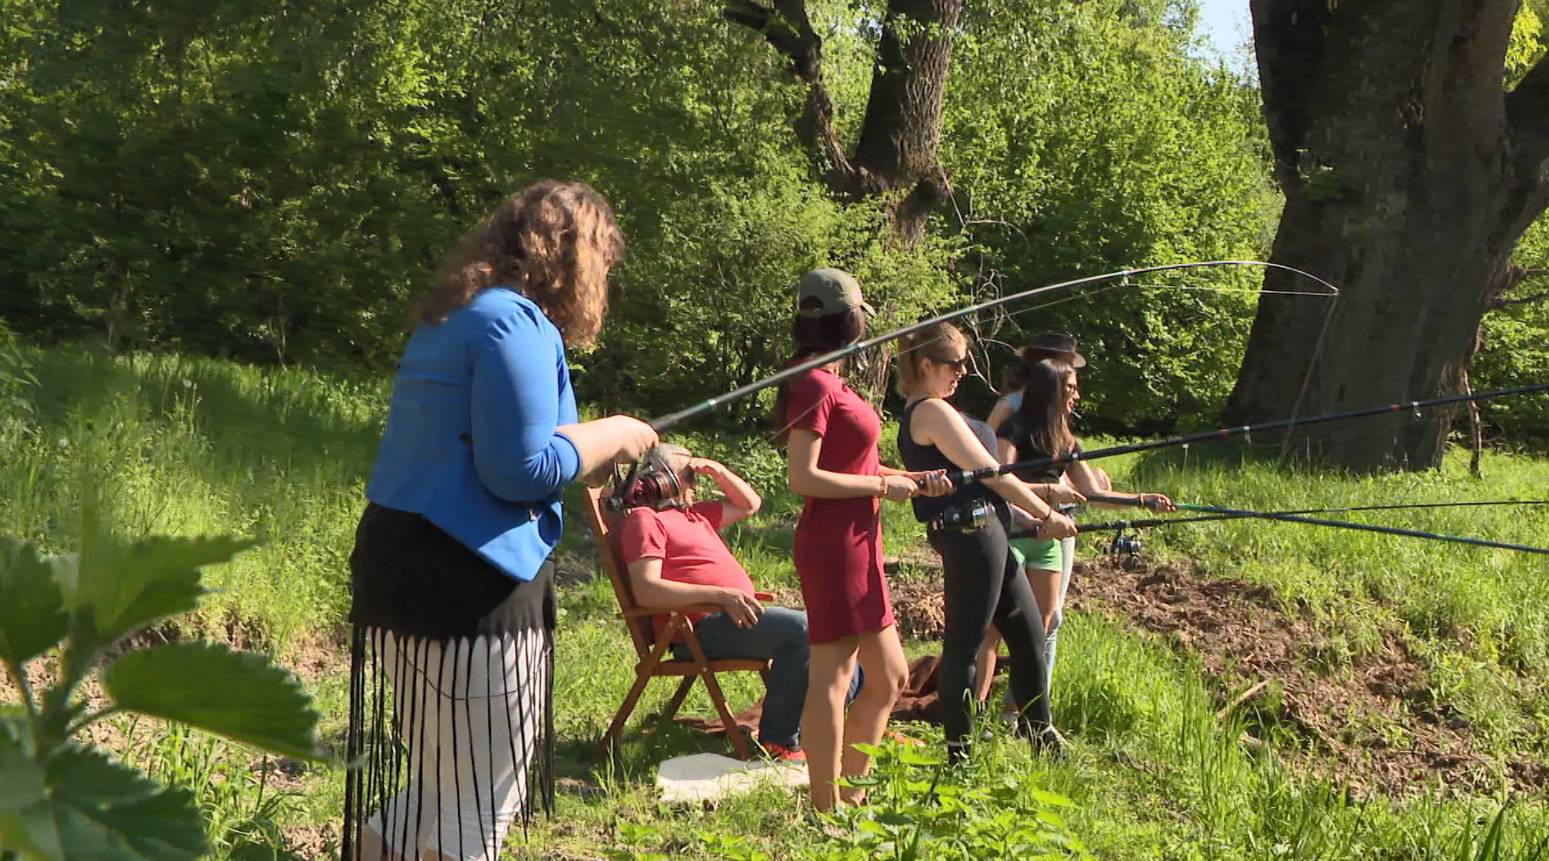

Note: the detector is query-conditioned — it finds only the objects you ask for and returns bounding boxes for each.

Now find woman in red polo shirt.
[775,268,947,812]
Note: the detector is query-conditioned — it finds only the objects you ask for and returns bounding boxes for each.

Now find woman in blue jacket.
[343,181,656,861]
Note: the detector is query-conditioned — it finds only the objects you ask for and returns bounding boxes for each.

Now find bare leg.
[802,636,860,812]
[974,629,1001,704]
[838,626,908,806]
[1026,567,1060,637]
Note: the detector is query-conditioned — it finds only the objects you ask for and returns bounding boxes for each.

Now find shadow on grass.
[29,345,384,480]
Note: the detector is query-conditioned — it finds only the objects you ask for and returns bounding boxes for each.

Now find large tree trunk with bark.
[725,0,962,242]
[1225,0,1549,471]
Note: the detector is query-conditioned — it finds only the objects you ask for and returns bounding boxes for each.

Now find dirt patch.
[890,577,947,642]
[1067,556,1547,798]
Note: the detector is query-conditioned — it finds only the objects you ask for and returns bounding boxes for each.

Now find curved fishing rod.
[1066,498,1549,535]
[948,382,1549,488]
[646,259,1339,434]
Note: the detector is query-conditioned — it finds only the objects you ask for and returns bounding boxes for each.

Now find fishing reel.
[929,498,995,533]
[603,447,686,513]
[1108,530,1143,558]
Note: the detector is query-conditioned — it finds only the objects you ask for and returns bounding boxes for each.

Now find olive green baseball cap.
[796,268,876,318]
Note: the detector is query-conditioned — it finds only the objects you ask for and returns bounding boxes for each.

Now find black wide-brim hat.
[1020,332,1086,368]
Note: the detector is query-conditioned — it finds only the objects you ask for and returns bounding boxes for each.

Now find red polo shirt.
[617,502,756,638]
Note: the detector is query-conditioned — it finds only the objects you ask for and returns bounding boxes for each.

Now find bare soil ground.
[889,554,1547,798]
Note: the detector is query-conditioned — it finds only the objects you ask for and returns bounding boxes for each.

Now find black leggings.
[929,510,1052,752]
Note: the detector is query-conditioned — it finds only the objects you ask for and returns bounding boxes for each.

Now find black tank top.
[897,399,998,524]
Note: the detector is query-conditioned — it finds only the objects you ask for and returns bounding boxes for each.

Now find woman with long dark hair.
[776,268,948,812]
[981,357,1175,703]
[344,181,657,861]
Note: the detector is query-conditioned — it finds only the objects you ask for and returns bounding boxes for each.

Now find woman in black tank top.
[893,321,1084,760]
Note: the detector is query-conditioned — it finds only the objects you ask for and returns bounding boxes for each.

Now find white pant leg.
[369,632,546,861]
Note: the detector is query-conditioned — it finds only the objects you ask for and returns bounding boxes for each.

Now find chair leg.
[596,668,654,761]
[597,617,684,761]
[681,629,755,760]
[660,675,696,723]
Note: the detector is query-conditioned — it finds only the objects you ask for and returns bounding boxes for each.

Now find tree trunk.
[1225,0,1549,471]
[725,0,962,242]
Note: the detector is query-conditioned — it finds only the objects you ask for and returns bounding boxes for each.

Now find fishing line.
[1158,501,1549,556]
[1066,499,1549,535]
[955,382,1549,487]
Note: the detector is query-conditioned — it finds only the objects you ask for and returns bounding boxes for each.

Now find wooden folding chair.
[583,487,773,760]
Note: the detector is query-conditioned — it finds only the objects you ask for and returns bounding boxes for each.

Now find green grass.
[4,343,1549,859]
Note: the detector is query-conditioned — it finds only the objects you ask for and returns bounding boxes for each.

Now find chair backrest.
[582,486,655,659]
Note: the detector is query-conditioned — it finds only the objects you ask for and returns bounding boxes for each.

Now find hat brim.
[1068,352,1086,369]
[859,301,877,317]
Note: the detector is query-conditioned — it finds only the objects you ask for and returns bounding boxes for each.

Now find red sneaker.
[761,741,807,764]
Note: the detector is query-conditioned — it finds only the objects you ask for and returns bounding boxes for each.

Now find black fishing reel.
[1108,530,1143,558]
[603,448,685,513]
[930,498,995,533]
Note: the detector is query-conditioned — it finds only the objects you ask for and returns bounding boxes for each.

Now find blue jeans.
[681,606,859,749]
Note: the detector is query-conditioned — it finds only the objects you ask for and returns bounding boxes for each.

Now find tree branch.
[723,0,860,194]
[1492,290,1549,310]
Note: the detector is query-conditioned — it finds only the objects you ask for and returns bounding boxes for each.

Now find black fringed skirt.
[342,503,555,861]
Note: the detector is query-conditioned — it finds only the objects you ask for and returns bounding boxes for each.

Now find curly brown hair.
[413,180,625,347]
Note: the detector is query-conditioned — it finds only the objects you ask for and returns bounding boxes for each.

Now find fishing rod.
[646,260,1338,434]
[1066,499,1549,535]
[1161,502,1549,555]
[947,382,1549,487]
[1007,497,1549,555]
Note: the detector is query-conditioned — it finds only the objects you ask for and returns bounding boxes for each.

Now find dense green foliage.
[1478,215,1549,448]
[0,0,1269,435]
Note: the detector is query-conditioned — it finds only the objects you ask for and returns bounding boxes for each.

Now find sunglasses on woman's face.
[929,354,971,372]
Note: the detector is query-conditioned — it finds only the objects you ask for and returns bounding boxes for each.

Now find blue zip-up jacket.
[366,288,581,581]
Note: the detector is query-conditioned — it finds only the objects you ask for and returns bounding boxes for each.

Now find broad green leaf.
[0,539,67,667]
[102,642,322,760]
[0,727,60,860]
[45,745,205,861]
[73,531,250,647]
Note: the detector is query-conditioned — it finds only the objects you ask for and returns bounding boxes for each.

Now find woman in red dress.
[775,268,947,812]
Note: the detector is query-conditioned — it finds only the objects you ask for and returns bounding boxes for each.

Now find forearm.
[556,416,636,477]
[1090,491,1147,509]
[632,576,734,610]
[985,475,1053,518]
[789,466,884,500]
[707,465,761,513]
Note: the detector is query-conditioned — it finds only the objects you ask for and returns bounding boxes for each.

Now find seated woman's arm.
[628,558,763,627]
[985,395,1016,434]
[693,458,762,526]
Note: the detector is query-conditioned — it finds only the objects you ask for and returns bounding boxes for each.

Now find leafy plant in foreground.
[0,503,322,860]
[821,739,1092,861]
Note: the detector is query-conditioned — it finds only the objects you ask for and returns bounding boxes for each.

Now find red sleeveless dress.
[785,368,892,644]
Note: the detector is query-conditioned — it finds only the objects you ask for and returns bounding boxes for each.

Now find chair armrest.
[622,604,723,618]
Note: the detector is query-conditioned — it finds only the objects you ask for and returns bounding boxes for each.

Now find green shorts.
[1009,536,1063,572]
